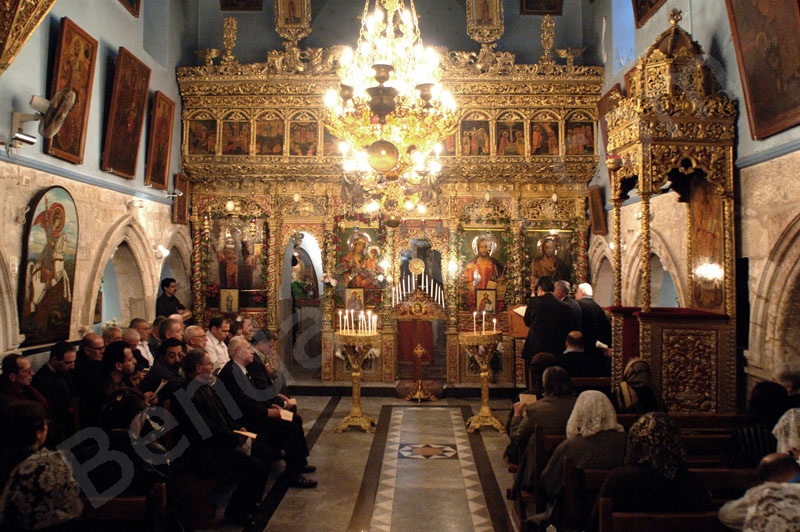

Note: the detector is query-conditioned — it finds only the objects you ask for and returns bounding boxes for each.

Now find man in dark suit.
[554,280,582,330]
[216,336,317,489]
[557,331,610,378]
[522,276,576,389]
[73,333,106,429]
[31,341,77,446]
[575,282,612,357]
[174,349,270,526]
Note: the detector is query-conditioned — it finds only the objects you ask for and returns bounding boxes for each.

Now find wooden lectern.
[507,305,529,339]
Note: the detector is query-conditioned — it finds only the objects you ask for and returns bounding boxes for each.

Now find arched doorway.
[279,231,323,381]
[159,247,191,317]
[97,242,147,330]
[594,257,614,307]
[636,254,679,308]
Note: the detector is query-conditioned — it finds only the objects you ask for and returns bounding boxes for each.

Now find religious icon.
[336,230,381,290]
[565,121,594,155]
[460,120,490,156]
[145,91,175,189]
[221,121,250,155]
[527,232,572,290]
[496,121,526,156]
[255,120,284,155]
[477,289,496,313]
[530,121,560,155]
[188,120,217,155]
[220,289,239,313]
[461,232,506,311]
[46,18,98,165]
[345,289,365,312]
[19,186,79,346]
[101,47,151,179]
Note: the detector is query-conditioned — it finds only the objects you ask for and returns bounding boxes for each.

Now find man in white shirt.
[205,316,230,369]
[122,327,153,368]
[129,318,155,366]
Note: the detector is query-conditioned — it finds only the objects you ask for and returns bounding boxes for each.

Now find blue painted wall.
[0,0,186,204]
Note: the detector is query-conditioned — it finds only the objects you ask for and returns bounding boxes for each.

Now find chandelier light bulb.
[324,0,457,214]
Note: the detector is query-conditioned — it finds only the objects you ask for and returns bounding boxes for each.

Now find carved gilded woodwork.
[661,328,718,412]
[180,14,605,384]
[0,0,57,76]
[602,11,738,413]
[605,10,736,317]
[465,0,505,45]
[275,0,311,44]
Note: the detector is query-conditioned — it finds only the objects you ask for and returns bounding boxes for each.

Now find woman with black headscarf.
[591,411,712,527]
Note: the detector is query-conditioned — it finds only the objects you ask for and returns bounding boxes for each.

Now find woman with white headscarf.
[772,407,800,457]
[536,390,627,530]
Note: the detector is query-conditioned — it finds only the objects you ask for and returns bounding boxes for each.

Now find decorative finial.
[669,9,682,26]
[222,17,237,64]
[540,15,555,65]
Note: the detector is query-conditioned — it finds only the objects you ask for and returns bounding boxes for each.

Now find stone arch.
[622,228,686,308]
[749,213,800,372]
[588,234,614,305]
[0,250,24,353]
[159,227,193,313]
[79,215,158,335]
[588,234,613,282]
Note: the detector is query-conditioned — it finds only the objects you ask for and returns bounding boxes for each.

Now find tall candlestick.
[473,311,477,334]
[493,318,497,333]
[339,310,343,331]
[482,311,486,334]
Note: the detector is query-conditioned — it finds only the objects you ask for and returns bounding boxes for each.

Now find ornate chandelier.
[323,0,457,215]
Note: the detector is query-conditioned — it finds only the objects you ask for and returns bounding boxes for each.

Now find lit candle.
[339,310,343,331]
[493,318,497,333]
[392,286,396,307]
[482,311,486,334]
[473,311,477,334]
[372,315,378,334]
[350,309,355,333]
[367,310,372,333]
[343,312,349,333]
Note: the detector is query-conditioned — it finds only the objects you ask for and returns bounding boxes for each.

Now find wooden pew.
[615,413,749,432]
[515,426,567,519]
[598,497,728,532]
[82,482,168,530]
[571,377,612,393]
[564,460,758,531]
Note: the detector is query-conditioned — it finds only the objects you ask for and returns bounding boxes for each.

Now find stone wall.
[0,160,191,354]
[741,151,800,379]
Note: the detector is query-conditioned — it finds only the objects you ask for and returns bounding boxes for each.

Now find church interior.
[1,0,800,530]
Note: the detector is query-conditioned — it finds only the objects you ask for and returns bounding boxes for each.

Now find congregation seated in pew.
[589,412,713,529]
[531,390,627,531]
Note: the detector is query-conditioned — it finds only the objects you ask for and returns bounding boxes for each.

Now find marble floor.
[202,394,519,532]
